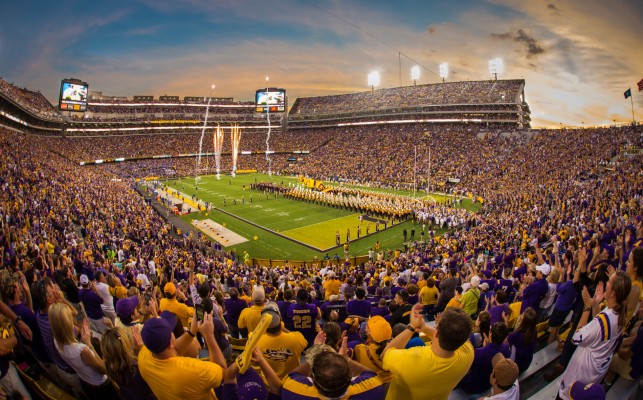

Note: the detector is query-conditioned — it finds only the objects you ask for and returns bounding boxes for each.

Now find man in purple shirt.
[346,288,371,319]
[78,274,110,333]
[31,277,83,398]
[547,274,580,344]
[287,289,320,348]
[224,287,248,339]
[282,347,385,399]
[520,264,550,314]
[459,322,511,394]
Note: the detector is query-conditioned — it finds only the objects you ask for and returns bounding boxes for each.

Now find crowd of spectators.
[0,119,641,399]
[1,73,643,400]
[42,130,328,163]
[0,79,63,122]
[290,80,524,117]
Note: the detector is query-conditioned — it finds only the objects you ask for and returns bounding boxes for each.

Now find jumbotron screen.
[59,79,88,112]
[255,88,286,113]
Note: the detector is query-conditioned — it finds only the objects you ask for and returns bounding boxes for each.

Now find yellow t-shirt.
[353,343,392,383]
[257,331,308,380]
[419,286,439,306]
[445,297,463,310]
[109,285,127,300]
[138,346,222,400]
[323,279,341,300]
[237,305,265,333]
[383,341,474,400]
[159,298,194,328]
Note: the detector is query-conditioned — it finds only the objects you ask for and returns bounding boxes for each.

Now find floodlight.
[368,71,380,90]
[265,76,270,83]
[411,66,420,84]
[211,84,216,90]
[489,58,504,79]
[439,63,449,79]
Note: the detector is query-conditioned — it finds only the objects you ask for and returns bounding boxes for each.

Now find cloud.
[514,29,545,57]
[490,29,544,58]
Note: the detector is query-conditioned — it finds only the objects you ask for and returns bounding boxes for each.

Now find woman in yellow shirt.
[419,278,439,317]
[445,286,464,310]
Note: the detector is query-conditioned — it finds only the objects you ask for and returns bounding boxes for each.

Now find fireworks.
[213,124,224,180]
[230,124,241,177]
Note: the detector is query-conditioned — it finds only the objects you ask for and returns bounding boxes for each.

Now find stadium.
[1,1,643,400]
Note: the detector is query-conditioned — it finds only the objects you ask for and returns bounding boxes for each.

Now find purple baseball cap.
[237,367,268,400]
[569,382,605,400]
[115,296,139,319]
[141,311,177,353]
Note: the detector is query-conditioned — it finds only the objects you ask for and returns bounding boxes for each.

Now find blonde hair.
[49,303,77,347]
[106,274,118,288]
[100,327,135,386]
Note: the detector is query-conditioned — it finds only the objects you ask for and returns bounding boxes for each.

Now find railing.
[250,255,371,267]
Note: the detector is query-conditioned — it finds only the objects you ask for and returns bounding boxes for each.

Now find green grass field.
[164,173,479,260]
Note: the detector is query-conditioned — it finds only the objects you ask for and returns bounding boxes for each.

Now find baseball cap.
[480,283,490,291]
[236,367,267,400]
[536,263,551,276]
[141,311,178,353]
[328,271,336,278]
[492,353,519,388]
[261,302,281,329]
[367,316,392,343]
[164,282,176,295]
[329,294,339,302]
[115,296,139,319]
[569,382,605,400]
[79,274,89,285]
[252,286,265,302]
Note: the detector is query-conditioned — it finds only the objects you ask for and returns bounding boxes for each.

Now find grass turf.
[164,173,479,260]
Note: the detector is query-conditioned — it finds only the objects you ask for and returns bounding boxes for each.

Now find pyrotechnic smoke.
[213,124,224,180]
[231,124,241,177]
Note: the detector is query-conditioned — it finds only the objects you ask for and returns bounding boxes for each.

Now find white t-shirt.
[95,282,115,314]
[557,308,621,400]
[55,341,108,386]
[148,260,156,275]
[484,381,520,400]
[539,282,557,310]
[137,273,150,290]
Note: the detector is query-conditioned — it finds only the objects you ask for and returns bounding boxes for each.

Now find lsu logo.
[263,348,293,362]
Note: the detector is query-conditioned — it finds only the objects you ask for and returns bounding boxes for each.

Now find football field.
[163,173,477,260]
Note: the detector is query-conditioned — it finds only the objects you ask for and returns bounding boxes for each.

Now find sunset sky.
[1,0,641,127]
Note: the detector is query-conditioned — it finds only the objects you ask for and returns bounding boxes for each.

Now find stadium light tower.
[411,66,420,86]
[489,58,504,81]
[368,71,380,91]
[439,63,449,83]
[265,76,272,176]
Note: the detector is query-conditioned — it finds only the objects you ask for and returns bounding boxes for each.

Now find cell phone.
[144,291,152,306]
[195,304,205,322]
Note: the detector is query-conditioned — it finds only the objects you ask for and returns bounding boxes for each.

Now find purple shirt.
[370,306,390,318]
[521,278,548,313]
[79,287,105,320]
[507,330,537,373]
[11,303,50,363]
[36,312,75,373]
[346,299,371,319]
[224,298,248,327]
[554,281,578,312]
[287,303,319,346]
[282,370,385,400]
[489,303,509,326]
[461,342,511,394]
